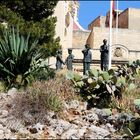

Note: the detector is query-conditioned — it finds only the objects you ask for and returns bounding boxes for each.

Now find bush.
[0,26,48,88]
[9,78,77,125]
[66,69,125,108]
[33,68,56,81]
[67,62,140,108]
[110,85,140,113]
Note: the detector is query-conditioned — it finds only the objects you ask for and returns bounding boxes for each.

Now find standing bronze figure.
[100,39,109,71]
[65,48,74,70]
[82,44,92,75]
[56,49,65,70]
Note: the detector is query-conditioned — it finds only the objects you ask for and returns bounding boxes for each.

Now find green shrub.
[33,67,55,81]
[0,26,48,88]
[66,69,126,108]
[67,59,140,109]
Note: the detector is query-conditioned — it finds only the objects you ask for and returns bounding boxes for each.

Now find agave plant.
[0,26,47,88]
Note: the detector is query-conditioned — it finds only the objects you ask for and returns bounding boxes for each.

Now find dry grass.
[8,78,80,125]
[110,73,140,113]
[122,88,140,112]
[110,81,140,114]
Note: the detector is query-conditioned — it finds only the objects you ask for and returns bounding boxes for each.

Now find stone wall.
[54,1,74,50]
[118,8,128,28]
[88,16,106,30]
[129,8,140,30]
[53,1,66,47]
[88,27,140,60]
[72,30,90,48]
[72,27,140,61]
[100,16,106,27]
[49,26,140,69]
[111,8,140,30]
[88,16,100,30]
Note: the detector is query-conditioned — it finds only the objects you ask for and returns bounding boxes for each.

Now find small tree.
[0,0,60,58]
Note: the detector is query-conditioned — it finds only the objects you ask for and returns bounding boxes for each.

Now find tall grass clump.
[9,78,78,125]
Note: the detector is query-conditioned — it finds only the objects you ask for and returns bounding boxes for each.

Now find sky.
[78,1,140,29]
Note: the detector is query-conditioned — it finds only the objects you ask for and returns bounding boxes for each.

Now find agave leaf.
[15,28,20,57]
[0,40,7,56]
[24,33,30,51]
[29,39,38,53]
[19,36,25,56]
[0,63,15,77]
[134,135,140,140]
[12,27,16,55]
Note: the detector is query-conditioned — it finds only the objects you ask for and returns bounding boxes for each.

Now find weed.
[8,78,79,125]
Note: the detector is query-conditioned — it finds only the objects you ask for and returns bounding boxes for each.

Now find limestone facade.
[52,3,140,67]
[89,8,140,30]
[53,1,78,51]
[88,16,106,30]
[49,1,80,67]
[72,8,140,61]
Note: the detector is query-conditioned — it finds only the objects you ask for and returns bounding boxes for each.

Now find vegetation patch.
[9,78,78,125]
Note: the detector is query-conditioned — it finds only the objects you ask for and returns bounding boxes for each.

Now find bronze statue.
[65,48,74,70]
[56,49,65,70]
[100,39,109,71]
[82,44,92,75]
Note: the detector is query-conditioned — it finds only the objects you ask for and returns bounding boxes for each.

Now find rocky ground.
[0,88,134,139]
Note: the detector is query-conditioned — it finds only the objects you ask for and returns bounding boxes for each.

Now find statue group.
[56,48,74,71]
[56,39,109,74]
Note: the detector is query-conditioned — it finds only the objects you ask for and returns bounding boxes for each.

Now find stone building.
[50,0,86,67]
[53,1,85,59]
[73,8,140,61]
[52,3,140,68]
